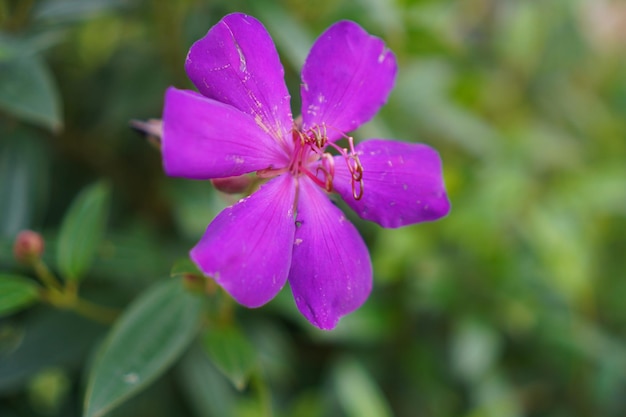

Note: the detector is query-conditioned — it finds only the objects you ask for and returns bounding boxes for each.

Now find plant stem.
[33,259,64,291]
[33,259,120,325]
[252,371,273,417]
[72,297,120,325]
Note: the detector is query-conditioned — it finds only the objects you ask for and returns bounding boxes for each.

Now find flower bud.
[13,230,45,263]
[211,175,252,194]
[130,119,163,150]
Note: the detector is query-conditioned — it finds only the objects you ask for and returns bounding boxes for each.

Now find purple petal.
[288,178,372,330]
[190,175,296,307]
[333,139,450,228]
[185,13,293,147]
[300,21,397,139]
[163,87,288,179]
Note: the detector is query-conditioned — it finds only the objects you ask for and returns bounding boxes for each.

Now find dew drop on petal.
[378,48,387,64]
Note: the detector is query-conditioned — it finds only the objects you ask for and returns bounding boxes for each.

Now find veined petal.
[163,87,288,179]
[334,139,451,228]
[288,179,372,330]
[185,13,293,146]
[300,21,397,140]
[191,175,297,307]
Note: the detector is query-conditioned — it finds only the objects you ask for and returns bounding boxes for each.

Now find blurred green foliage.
[1,0,626,416]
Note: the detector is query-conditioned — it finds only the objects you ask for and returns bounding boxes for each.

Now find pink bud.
[13,230,45,263]
[211,175,252,194]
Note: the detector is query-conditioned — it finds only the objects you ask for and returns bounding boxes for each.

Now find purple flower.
[162,13,450,329]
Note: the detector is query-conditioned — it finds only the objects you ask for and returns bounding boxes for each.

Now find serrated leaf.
[83,278,204,417]
[56,182,110,281]
[332,358,394,417]
[203,324,257,390]
[0,274,40,317]
[0,55,62,132]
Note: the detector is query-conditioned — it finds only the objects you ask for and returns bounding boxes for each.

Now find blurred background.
[1,0,626,416]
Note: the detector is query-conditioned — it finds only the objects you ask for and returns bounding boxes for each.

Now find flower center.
[257,121,364,200]
[289,122,364,200]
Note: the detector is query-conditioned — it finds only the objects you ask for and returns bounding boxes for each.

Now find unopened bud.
[130,119,163,149]
[211,175,252,194]
[181,273,207,294]
[13,230,45,263]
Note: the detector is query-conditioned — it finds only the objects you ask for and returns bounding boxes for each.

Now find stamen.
[324,133,364,201]
[302,167,328,189]
[316,153,335,192]
[352,177,364,200]
[285,121,364,200]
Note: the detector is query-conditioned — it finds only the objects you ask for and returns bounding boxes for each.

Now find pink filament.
[258,122,364,200]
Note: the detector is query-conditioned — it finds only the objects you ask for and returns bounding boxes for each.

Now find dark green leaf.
[0,128,50,239]
[0,55,62,131]
[83,278,204,417]
[56,181,111,281]
[203,324,257,391]
[0,274,40,317]
[89,228,170,286]
[176,342,235,417]
[0,32,65,63]
[0,307,106,392]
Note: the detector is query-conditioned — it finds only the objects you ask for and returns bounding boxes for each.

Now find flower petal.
[190,175,296,307]
[333,139,451,228]
[300,21,397,139]
[185,13,293,146]
[288,179,372,330]
[163,87,288,179]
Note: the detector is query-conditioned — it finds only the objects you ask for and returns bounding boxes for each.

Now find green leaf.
[0,307,106,393]
[56,181,111,281]
[83,278,204,417]
[170,257,202,279]
[332,358,394,417]
[0,55,62,132]
[203,324,257,390]
[0,32,65,63]
[0,274,39,317]
[0,128,50,238]
[176,342,235,417]
[33,0,124,24]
